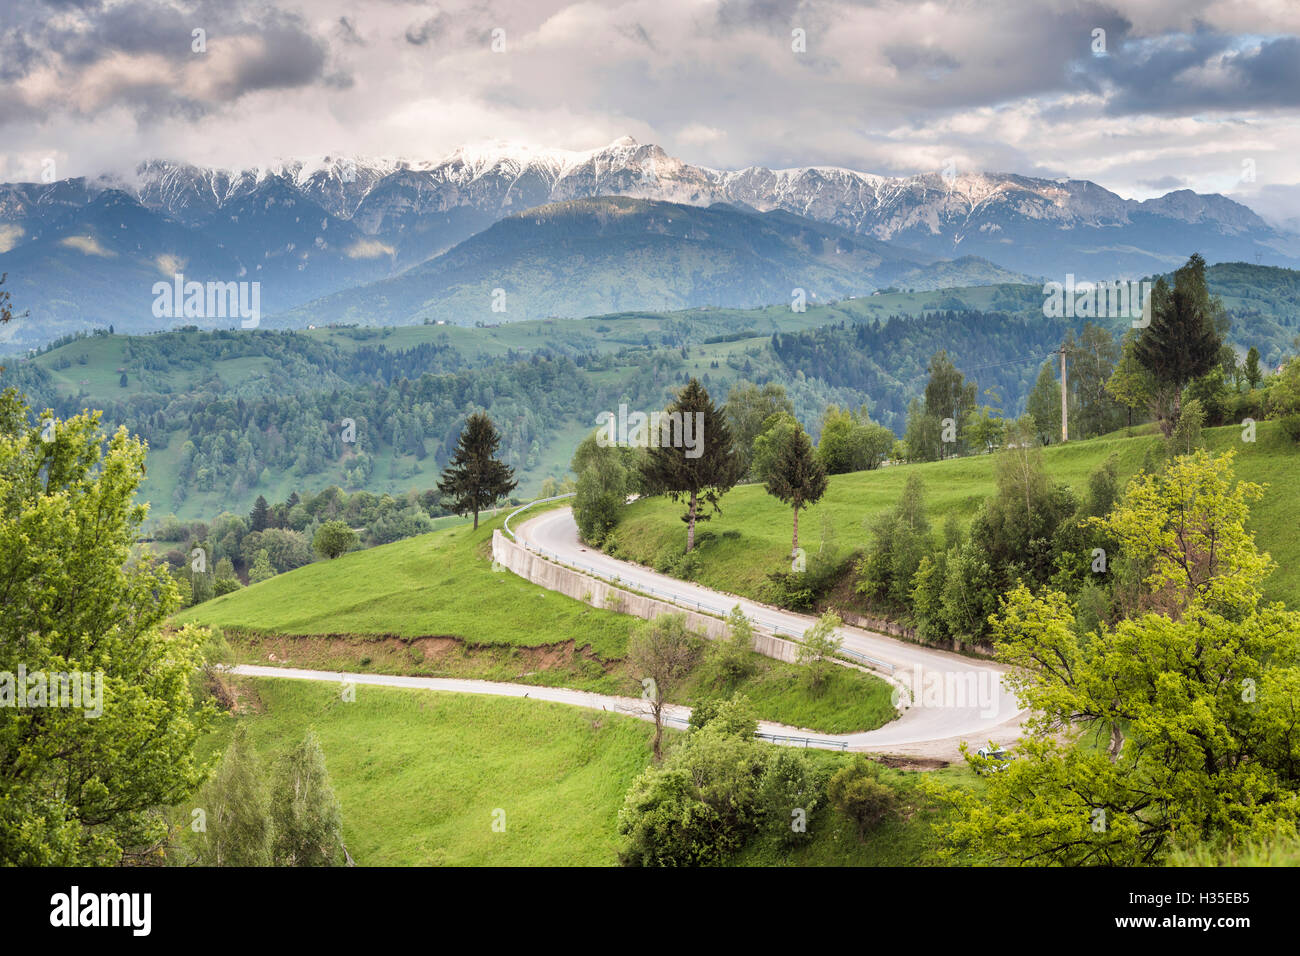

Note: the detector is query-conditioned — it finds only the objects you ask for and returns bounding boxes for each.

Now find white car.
[975,744,1013,773]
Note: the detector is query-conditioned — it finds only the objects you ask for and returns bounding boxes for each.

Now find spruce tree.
[1134,253,1223,434]
[437,412,517,530]
[763,421,827,554]
[249,494,269,532]
[641,378,740,552]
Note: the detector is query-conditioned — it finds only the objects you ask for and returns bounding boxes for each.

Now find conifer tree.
[641,379,740,552]
[437,412,517,530]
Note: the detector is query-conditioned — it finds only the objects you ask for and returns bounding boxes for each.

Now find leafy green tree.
[1134,254,1225,434]
[627,613,703,760]
[750,411,800,484]
[704,604,756,687]
[570,432,630,546]
[312,520,357,559]
[858,472,930,609]
[815,405,892,474]
[762,420,827,554]
[194,725,273,867]
[1106,331,1157,431]
[1065,323,1124,438]
[0,391,212,865]
[1167,396,1205,457]
[937,452,1298,865]
[724,381,794,479]
[758,748,821,847]
[687,693,758,738]
[827,756,898,839]
[437,412,518,530]
[270,731,344,867]
[640,378,740,553]
[922,351,978,457]
[248,549,275,584]
[1025,359,1061,445]
[797,611,843,693]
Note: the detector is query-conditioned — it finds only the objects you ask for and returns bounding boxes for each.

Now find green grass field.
[606,420,1300,607]
[179,509,897,733]
[203,676,964,866]
[212,677,657,865]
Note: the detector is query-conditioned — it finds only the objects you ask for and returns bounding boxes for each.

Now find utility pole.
[1059,347,1068,443]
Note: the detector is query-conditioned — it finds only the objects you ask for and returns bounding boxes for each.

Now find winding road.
[513,506,1026,758]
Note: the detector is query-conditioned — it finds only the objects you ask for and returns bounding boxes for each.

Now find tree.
[937,452,1298,865]
[1166,396,1204,457]
[118,372,128,388]
[249,494,270,532]
[1065,323,1123,438]
[627,614,703,760]
[194,725,273,867]
[922,351,978,457]
[570,432,630,546]
[1106,330,1157,431]
[815,404,893,474]
[723,382,794,479]
[640,378,741,553]
[705,604,756,687]
[270,731,345,866]
[0,390,211,865]
[437,412,517,530]
[1134,253,1224,434]
[1244,346,1263,390]
[248,548,275,584]
[827,756,898,838]
[762,420,827,554]
[1025,360,1061,445]
[313,520,357,559]
[858,472,930,609]
[797,611,843,693]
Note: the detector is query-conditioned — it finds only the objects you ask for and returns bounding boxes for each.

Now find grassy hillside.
[606,421,1300,608]
[203,676,968,866]
[197,677,658,866]
[179,510,898,734]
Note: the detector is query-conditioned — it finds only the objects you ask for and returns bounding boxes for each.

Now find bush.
[313,520,357,559]
[827,756,898,839]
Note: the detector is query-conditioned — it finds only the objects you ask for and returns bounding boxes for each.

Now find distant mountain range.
[2,136,1297,348]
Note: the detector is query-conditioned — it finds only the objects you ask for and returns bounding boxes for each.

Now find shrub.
[827,756,898,839]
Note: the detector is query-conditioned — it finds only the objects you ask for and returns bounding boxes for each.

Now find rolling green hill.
[605,420,1300,610]
[179,510,898,734]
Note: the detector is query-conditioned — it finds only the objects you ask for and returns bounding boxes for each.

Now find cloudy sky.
[4,0,1299,225]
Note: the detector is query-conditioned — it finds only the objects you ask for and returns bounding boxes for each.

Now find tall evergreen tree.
[1245,346,1262,390]
[249,494,269,532]
[437,412,517,530]
[762,421,827,553]
[1134,253,1224,434]
[641,378,741,552]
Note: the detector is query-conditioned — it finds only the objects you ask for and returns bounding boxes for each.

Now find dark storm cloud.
[1094,33,1300,114]
[5,0,330,117]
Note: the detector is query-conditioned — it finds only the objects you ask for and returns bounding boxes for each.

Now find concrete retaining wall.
[493,530,800,664]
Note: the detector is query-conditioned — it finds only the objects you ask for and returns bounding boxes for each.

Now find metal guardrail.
[503,492,576,540]
[668,714,845,750]
[501,492,895,677]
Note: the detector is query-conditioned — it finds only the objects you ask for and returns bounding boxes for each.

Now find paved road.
[228,665,856,750]
[514,507,1026,757]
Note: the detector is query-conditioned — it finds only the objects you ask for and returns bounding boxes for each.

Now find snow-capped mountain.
[1,136,1297,347]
